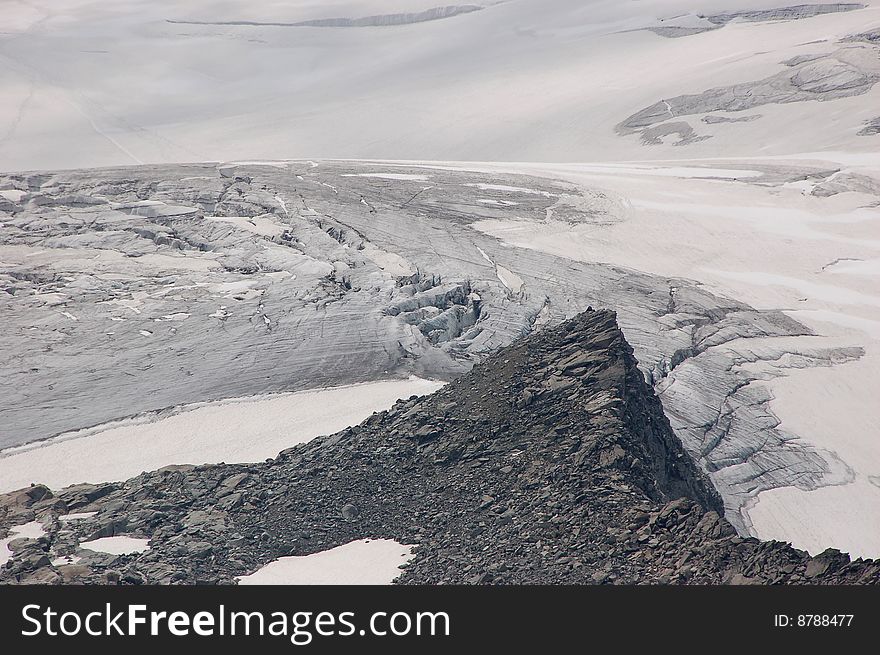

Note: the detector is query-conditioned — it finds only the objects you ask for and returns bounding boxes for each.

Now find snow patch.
[0,377,444,493]
[237,539,414,585]
[79,536,150,555]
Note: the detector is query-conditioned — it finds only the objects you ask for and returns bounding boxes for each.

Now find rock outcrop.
[2,310,877,585]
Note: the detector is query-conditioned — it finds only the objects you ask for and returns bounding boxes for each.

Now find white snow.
[0,189,27,202]
[341,173,430,181]
[154,312,190,322]
[79,536,150,555]
[464,183,553,197]
[475,246,524,292]
[744,310,880,559]
[5,1,879,171]
[0,521,46,566]
[475,246,493,265]
[237,539,414,585]
[747,481,880,560]
[496,265,524,294]
[360,242,416,276]
[558,165,763,180]
[6,521,45,540]
[52,555,82,566]
[0,377,444,493]
[222,161,289,169]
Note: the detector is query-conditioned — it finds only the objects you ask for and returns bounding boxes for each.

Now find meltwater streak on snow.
[237,539,414,585]
[825,258,880,275]
[0,377,444,494]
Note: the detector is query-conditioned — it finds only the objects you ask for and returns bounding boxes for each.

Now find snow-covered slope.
[1,0,879,170]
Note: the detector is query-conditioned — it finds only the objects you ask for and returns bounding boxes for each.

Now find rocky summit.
[2,309,878,585]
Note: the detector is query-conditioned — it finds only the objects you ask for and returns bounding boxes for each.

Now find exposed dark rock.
[341,504,360,521]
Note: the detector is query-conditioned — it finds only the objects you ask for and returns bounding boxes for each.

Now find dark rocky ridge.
[2,310,878,585]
